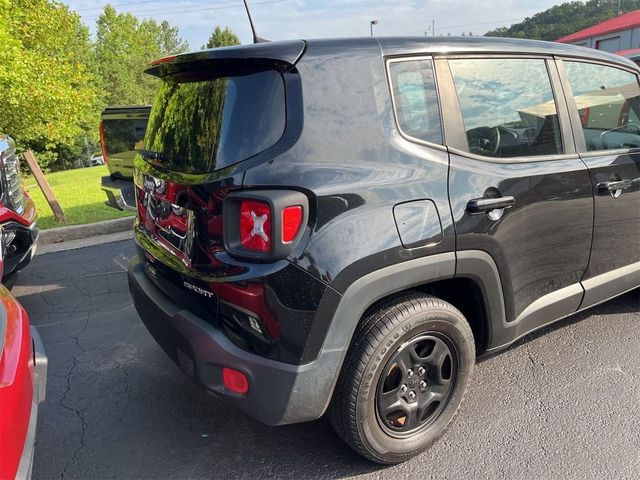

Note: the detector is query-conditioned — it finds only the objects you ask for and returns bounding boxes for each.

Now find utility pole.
[425,20,436,36]
[370,19,378,36]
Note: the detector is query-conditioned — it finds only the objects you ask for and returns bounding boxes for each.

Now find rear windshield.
[103,118,147,159]
[144,69,286,174]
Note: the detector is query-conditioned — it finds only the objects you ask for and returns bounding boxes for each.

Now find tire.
[329,293,475,464]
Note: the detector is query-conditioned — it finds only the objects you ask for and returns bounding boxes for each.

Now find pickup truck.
[0,135,38,286]
[99,105,150,210]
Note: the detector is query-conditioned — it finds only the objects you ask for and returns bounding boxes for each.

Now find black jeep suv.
[128,37,640,463]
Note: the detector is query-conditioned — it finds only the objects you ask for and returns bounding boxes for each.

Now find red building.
[557,9,640,59]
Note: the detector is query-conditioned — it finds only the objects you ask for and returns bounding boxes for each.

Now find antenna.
[243,0,269,43]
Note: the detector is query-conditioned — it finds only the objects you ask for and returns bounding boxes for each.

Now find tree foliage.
[203,26,241,49]
[95,5,190,106]
[156,21,190,55]
[486,0,640,41]
[0,0,241,170]
[0,0,102,157]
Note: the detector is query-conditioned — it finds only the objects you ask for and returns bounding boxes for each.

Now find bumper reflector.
[223,367,249,395]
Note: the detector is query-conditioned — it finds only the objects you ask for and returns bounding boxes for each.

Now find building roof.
[557,10,640,43]
[616,47,640,58]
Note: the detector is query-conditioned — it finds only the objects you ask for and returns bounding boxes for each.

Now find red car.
[0,283,47,479]
[0,135,39,287]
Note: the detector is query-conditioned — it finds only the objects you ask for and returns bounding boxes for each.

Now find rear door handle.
[596,179,633,197]
[466,196,515,214]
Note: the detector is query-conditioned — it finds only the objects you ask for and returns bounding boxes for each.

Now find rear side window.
[145,69,285,174]
[449,58,563,158]
[388,59,443,145]
[563,61,640,151]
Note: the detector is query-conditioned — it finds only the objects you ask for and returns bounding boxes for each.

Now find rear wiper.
[139,149,166,162]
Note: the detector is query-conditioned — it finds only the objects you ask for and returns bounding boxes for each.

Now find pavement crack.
[58,313,90,479]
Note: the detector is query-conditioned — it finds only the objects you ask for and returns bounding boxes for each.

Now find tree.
[95,6,155,106]
[0,0,102,164]
[157,20,190,55]
[486,0,640,41]
[95,5,189,106]
[203,26,241,49]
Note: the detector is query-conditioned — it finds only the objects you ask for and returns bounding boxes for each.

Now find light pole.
[370,19,378,37]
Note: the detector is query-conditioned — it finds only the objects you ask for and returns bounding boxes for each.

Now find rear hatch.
[134,41,306,325]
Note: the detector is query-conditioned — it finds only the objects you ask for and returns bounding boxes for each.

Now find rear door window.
[388,59,443,145]
[563,61,640,151]
[145,69,285,174]
[449,58,563,158]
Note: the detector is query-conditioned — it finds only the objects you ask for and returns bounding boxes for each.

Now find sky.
[61,0,566,49]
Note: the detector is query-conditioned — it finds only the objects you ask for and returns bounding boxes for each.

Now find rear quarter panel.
[243,38,455,293]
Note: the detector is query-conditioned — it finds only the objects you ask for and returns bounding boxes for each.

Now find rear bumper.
[101,176,136,211]
[16,326,47,480]
[128,256,342,425]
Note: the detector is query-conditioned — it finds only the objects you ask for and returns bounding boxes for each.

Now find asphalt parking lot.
[16,239,640,479]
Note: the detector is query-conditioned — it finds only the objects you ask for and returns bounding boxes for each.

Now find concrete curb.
[39,216,134,246]
[36,230,133,255]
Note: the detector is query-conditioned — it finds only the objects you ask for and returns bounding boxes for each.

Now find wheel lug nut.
[406,369,414,378]
[417,367,425,376]
[400,384,407,394]
[408,391,416,402]
[420,380,427,390]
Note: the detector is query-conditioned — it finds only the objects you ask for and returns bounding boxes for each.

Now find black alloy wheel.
[376,333,457,436]
[330,293,475,464]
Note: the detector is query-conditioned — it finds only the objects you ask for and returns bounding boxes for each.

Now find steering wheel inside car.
[467,126,501,155]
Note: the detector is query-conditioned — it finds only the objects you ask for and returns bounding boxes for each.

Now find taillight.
[282,205,303,243]
[223,190,309,261]
[99,121,109,164]
[240,200,271,252]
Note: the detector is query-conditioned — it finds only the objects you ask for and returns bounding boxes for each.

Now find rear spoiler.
[145,40,307,78]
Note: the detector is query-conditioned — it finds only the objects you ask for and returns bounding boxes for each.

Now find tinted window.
[103,119,147,159]
[449,58,563,158]
[564,61,640,151]
[145,69,285,174]
[388,60,442,145]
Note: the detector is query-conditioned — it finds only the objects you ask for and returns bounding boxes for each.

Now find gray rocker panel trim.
[455,250,584,353]
[452,251,581,352]
[478,259,640,355]
[487,283,585,353]
[581,261,640,310]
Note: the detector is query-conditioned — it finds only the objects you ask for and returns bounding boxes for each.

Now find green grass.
[22,165,135,230]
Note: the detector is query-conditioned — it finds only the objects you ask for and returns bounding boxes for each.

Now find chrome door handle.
[466,196,515,214]
[597,179,633,197]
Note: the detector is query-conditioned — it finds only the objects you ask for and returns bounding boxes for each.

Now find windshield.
[144,69,286,174]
